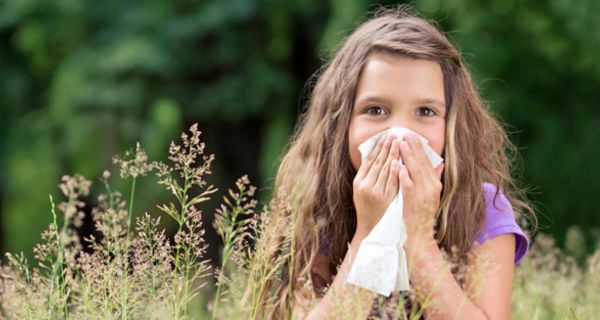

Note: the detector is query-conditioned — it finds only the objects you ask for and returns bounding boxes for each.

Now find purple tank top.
[475,183,529,265]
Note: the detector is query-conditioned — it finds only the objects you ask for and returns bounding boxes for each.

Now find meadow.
[1,125,597,319]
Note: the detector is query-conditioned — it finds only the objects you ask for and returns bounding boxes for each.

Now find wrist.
[350,229,367,248]
[353,224,371,242]
[406,219,435,245]
[405,233,437,257]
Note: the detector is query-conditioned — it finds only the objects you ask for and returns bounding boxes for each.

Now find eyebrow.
[416,98,446,109]
[355,94,446,109]
[355,94,392,106]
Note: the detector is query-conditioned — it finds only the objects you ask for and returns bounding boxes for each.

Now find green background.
[1,0,599,263]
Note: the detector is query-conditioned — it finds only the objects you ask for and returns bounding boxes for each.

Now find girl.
[270,5,534,319]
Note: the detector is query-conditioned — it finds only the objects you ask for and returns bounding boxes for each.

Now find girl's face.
[348,52,447,171]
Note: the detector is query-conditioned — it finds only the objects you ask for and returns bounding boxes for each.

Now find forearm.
[303,232,377,320]
[406,238,488,320]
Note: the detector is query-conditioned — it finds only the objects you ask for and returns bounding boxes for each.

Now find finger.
[405,134,438,183]
[434,162,445,180]
[408,134,429,161]
[411,135,443,181]
[408,134,441,183]
[385,159,400,197]
[388,134,401,160]
[356,133,387,180]
[399,139,424,184]
[364,134,393,185]
[374,136,400,195]
[406,134,432,171]
[399,164,414,195]
[375,138,399,191]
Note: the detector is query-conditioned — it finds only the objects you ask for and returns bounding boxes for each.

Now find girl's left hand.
[398,133,444,247]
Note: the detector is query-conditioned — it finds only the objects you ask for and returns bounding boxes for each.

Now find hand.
[398,133,444,248]
[352,133,401,238]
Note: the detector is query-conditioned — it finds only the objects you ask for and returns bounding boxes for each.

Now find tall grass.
[512,232,599,320]
[1,124,598,319]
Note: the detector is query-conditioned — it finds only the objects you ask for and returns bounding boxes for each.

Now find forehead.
[354,52,445,107]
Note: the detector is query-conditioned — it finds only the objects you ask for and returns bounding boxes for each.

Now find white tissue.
[346,128,443,296]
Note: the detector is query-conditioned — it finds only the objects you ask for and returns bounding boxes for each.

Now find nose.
[388,114,410,132]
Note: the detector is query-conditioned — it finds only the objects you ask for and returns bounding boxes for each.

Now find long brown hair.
[270,5,535,317]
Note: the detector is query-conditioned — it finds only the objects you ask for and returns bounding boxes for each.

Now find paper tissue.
[346,127,443,296]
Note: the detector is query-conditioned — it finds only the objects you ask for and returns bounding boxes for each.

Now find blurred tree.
[0,0,332,260]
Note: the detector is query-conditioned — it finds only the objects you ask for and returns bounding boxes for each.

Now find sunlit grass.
[1,124,597,319]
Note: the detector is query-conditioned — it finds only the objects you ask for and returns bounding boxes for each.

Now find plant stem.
[48,195,69,319]
[211,243,232,320]
[127,177,137,237]
[120,176,136,320]
[171,171,190,316]
[212,193,246,320]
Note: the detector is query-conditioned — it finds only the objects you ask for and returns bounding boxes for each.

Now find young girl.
[270,6,534,319]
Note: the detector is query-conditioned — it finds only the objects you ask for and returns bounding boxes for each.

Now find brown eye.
[365,106,387,116]
[417,106,436,117]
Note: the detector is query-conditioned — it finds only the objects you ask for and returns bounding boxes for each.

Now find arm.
[400,134,515,319]
[295,133,401,319]
[405,233,515,320]
[295,231,376,320]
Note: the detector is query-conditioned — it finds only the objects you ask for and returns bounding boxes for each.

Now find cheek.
[348,134,361,172]
[430,125,446,156]
[348,123,375,171]
[416,122,445,157]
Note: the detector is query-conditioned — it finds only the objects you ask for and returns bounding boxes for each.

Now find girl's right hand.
[352,133,401,238]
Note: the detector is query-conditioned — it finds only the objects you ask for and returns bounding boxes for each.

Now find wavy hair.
[269,5,535,317]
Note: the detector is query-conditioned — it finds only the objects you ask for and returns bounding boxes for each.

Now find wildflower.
[57,174,90,222]
[112,142,156,179]
[154,123,217,316]
[102,170,111,181]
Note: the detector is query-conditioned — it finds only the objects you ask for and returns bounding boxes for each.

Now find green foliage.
[0,0,327,256]
[413,0,600,247]
[1,0,599,261]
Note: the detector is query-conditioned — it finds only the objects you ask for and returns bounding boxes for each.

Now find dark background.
[1,0,599,263]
